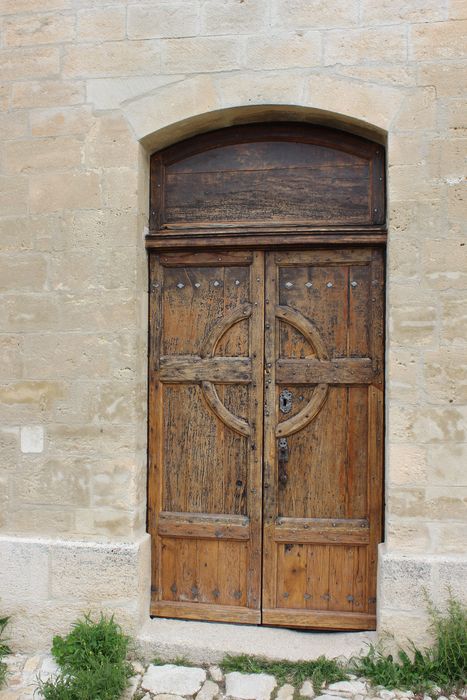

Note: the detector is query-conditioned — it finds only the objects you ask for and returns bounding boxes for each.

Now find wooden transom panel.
[148,247,385,630]
[149,123,385,236]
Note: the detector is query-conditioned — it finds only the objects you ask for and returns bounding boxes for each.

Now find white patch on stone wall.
[20,426,44,454]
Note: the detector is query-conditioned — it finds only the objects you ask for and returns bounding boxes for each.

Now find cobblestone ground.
[0,654,464,700]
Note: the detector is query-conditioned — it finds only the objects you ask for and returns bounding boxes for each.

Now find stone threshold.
[136,617,377,665]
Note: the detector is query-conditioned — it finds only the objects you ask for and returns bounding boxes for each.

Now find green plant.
[351,594,467,694]
[221,653,347,691]
[38,614,133,700]
[152,655,193,667]
[0,616,11,689]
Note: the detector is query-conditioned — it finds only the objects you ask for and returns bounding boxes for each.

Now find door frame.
[146,122,386,630]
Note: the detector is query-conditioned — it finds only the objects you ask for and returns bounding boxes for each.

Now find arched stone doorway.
[147,122,385,631]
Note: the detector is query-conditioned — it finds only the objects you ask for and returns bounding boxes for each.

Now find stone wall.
[0,0,466,651]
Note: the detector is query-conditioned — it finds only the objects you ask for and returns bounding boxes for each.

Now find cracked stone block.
[328,680,368,695]
[141,664,206,696]
[225,671,277,700]
[276,683,295,700]
[300,681,315,697]
[196,679,219,700]
[209,666,224,683]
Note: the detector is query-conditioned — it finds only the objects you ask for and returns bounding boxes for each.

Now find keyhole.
[281,395,287,410]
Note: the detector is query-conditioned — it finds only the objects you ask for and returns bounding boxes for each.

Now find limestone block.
[389,198,443,238]
[127,4,199,39]
[1,47,60,80]
[412,406,467,444]
[3,13,75,47]
[441,292,467,346]
[304,75,403,132]
[201,0,265,35]
[63,41,161,78]
[162,37,240,73]
[378,554,432,610]
[0,537,49,602]
[50,537,147,601]
[276,683,295,700]
[217,71,304,109]
[75,506,146,537]
[29,171,101,213]
[272,0,358,28]
[11,80,85,109]
[385,519,432,551]
[393,88,437,131]
[0,381,65,410]
[142,665,206,696]
[434,558,467,603]
[77,7,125,42]
[442,99,467,133]
[424,348,467,404]
[22,333,113,379]
[388,487,426,518]
[324,27,407,65]
[433,138,467,180]
[0,176,29,216]
[448,182,466,222]
[225,671,276,700]
[387,236,420,278]
[387,444,427,486]
[48,247,137,292]
[84,113,138,168]
[337,65,416,87]
[0,254,47,292]
[58,293,138,333]
[4,507,74,536]
[388,165,438,201]
[14,456,90,507]
[430,522,467,554]
[86,75,184,111]
[389,303,437,347]
[422,239,467,290]
[0,427,19,472]
[418,62,467,98]
[5,137,83,174]
[92,458,144,510]
[246,32,321,70]
[46,423,140,456]
[410,20,467,60]
[425,486,467,521]
[386,348,420,402]
[362,0,446,23]
[387,404,418,443]
[0,294,61,333]
[65,208,138,249]
[388,133,426,167]
[0,111,29,139]
[0,337,22,380]
[30,105,94,137]
[0,213,64,253]
[1,0,70,13]
[101,167,138,210]
[427,443,467,485]
[124,74,217,143]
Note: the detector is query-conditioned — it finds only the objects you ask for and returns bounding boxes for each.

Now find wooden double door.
[148,246,384,630]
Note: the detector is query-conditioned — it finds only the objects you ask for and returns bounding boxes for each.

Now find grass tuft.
[0,616,11,689]
[38,614,133,700]
[350,594,467,694]
[221,653,347,691]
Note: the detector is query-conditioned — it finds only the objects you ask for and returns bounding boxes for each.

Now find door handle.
[278,437,289,486]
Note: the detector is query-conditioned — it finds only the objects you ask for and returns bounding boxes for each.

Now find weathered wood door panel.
[149,247,384,629]
[262,248,384,630]
[148,251,264,623]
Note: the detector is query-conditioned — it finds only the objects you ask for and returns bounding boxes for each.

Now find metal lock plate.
[279,388,293,414]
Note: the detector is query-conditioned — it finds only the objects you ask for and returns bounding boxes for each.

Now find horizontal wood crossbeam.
[151,600,260,624]
[273,517,370,545]
[276,358,374,384]
[159,356,252,383]
[262,609,376,630]
[158,511,250,541]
